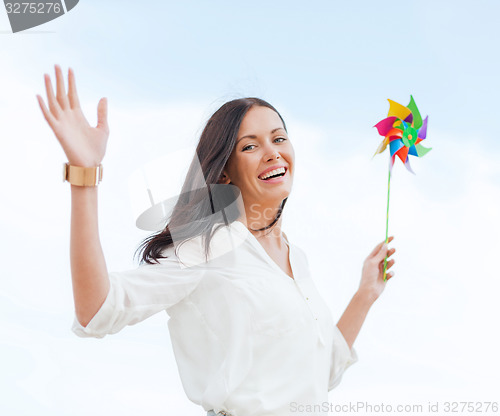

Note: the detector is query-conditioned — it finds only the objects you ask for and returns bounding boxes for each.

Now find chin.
[268,188,292,203]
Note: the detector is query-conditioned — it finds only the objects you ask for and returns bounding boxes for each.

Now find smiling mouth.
[258,167,287,181]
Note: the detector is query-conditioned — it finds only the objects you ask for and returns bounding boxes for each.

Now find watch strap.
[63,163,103,186]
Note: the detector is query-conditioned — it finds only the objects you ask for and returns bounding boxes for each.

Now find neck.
[238,201,286,246]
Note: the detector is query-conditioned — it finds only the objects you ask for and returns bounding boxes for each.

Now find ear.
[219,171,231,184]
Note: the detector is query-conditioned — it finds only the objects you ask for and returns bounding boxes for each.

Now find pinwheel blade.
[395,145,409,164]
[407,95,422,129]
[374,117,398,136]
[404,157,416,174]
[415,143,432,157]
[373,137,389,157]
[389,155,396,171]
[408,145,418,156]
[393,120,403,130]
[387,128,403,140]
[387,99,411,121]
[418,116,428,140]
[389,139,404,157]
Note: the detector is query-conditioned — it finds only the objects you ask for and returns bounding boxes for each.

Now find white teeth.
[259,167,286,180]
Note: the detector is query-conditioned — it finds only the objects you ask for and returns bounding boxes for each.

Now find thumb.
[97,97,109,132]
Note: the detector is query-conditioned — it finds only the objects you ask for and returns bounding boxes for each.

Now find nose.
[263,144,281,161]
[266,151,280,162]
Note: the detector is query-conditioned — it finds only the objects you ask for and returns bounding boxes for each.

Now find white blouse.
[72,220,358,416]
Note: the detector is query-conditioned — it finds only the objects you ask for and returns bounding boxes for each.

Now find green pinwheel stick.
[373,96,432,281]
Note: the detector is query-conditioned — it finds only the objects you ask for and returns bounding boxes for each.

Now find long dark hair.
[134,97,288,265]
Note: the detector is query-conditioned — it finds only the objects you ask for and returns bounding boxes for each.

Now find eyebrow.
[236,127,286,144]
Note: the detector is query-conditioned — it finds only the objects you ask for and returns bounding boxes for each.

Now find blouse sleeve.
[328,324,358,391]
[71,249,206,339]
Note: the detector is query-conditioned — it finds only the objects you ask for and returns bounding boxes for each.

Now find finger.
[369,235,394,258]
[375,241,395,263]
[385,258,395,270]
[55,64,70,109]
[379,257,395,273]
[386,247,396,259]
[67,67,81,109]
[96,98,109,132]
[386,271,395,280]
[369,236,394,257]
[37,95,58,129]
[44,73,61,118]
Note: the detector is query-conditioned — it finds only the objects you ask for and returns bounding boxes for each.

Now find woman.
[37,65,396,416]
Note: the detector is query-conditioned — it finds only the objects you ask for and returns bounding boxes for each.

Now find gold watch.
[62,163,103,186]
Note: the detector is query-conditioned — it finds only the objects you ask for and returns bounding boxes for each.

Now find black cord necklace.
[248,198,287,233]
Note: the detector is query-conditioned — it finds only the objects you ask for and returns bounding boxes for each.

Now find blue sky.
[3,0,499,144]
[1,1,499,415]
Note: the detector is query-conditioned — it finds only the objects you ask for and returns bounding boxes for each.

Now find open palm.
[37,64,109,168]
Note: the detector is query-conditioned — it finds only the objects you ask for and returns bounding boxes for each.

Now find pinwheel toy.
[373,95,431,281]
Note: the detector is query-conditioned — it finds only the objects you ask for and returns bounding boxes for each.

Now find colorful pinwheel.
[373,96,431,280]
[374,95,431,173]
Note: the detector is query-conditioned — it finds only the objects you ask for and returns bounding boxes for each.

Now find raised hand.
[359,236,396,301]
[37,64,109,167]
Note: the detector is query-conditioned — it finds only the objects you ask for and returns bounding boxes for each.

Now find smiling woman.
[37,64,396,416]
[218,106,294,233]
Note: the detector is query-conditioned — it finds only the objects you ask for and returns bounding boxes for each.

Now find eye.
[242,144,255,151]
[242,137,287,151]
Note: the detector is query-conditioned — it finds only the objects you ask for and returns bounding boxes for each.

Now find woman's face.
[221,105,295,209]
